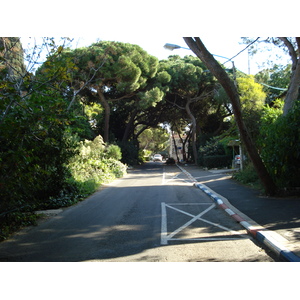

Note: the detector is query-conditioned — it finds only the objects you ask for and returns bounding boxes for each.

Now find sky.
[4,0,296,77]
[21,35,291,76]
[78,36,256,72]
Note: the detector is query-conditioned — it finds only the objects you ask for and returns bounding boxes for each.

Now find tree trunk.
[283,62,300,115]
[171,131,180,162]
[96,86,110,143]
[279,37,300,115]
[185,98,198,164]
[183,37,277,195]
[122,109,138,142]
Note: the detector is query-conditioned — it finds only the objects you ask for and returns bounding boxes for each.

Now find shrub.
[233,163,261,189]
[203,155,232,169]
[198,137,231,166]
[68,135,127,194]
[106,144,122,161]
[258,100,300,189]
[117,140,139,166]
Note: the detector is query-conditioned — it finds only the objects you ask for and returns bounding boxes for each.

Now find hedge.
[203,155,232,169]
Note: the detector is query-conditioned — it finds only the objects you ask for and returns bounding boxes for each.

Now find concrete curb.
[176,164,300,262]
[194,182,300,262]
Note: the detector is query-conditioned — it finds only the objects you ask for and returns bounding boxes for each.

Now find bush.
[233,163,261,189]
[68,135,127,194]
[203,155,232,169]
[258,100,300,189]
[106,144,122,161]
[139,149,152,162]
[198,137,231,166]
[117,140,139,166]
[0,211,38,242]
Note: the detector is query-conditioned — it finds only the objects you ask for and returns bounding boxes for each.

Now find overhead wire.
[223,37,260,64]
[221,37,290,91]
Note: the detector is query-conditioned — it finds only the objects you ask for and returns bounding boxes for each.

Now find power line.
[223,37,260,64]
[258,82,287,91]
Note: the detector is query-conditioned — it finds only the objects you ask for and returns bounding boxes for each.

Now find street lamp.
[164,43,232,61]
[164,43,191,51]
[164,42,237,85]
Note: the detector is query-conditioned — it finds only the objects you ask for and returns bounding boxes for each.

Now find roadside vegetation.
[232,163,262,190]
[1,37,299,240]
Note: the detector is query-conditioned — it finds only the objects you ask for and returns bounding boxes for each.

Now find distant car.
[153,154,163,162]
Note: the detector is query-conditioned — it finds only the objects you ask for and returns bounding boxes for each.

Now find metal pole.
[239,143,243,171]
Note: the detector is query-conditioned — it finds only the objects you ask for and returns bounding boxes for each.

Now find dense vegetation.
[0,37,299,239]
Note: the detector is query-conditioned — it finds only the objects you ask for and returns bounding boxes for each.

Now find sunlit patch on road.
[162,167,195,185]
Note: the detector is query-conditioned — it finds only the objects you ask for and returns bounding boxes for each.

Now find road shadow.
[0,163,274,262]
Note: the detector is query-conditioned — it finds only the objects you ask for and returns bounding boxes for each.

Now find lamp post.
[164,43,233,61]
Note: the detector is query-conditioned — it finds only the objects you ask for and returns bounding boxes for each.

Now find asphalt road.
[0,162,274,262]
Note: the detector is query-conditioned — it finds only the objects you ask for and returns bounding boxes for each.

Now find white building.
[169,132,189,162]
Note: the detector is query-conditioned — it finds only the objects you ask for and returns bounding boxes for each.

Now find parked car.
[153,154,163,162]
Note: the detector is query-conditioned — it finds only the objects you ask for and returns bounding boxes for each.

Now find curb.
[194,182,300,262]
[176,164,300,262]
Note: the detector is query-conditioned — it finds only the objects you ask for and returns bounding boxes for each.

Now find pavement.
[177,164,300,262]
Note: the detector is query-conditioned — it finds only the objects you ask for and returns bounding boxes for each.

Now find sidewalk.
[177,164,300,262]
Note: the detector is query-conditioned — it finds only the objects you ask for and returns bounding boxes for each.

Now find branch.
[278,37,298,69]
[166,98,185,110]
[109,92,136,102]
[296,37,300,56]
[67,60,106,111]
[135,124,149,138]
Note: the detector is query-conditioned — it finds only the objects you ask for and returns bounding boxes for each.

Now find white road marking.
[161,167,248,244]
[170,237,245,241]
[161,202,168,245]
[162,172,182,185]
[161,202,248,245]
[167,204,215,239]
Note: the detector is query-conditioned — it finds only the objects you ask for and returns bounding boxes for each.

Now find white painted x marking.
[161,202,247,245]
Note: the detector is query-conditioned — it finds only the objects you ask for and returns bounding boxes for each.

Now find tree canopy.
[1,37,300,238]
[38,41,165,143]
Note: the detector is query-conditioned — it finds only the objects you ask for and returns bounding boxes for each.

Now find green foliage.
[139,149,152,162]
[228,76,267,144]
[255,64,291,103]
[258,100,300,189]
[0,89,80,212]
[117,140,139,166]
[138,87,164,109]
[106,144,122,161]
[0,37,26,80]
[159,55,215,98]
[138,126,169,154]
[68,135,127,190]
[0,211,38,241]
[199,137,227,156]
[203,155,232,169]
[233,163,261,189]
[237,76,266,111]
[198,137,229,167]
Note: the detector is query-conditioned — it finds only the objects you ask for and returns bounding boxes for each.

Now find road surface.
[0,162,274,262]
